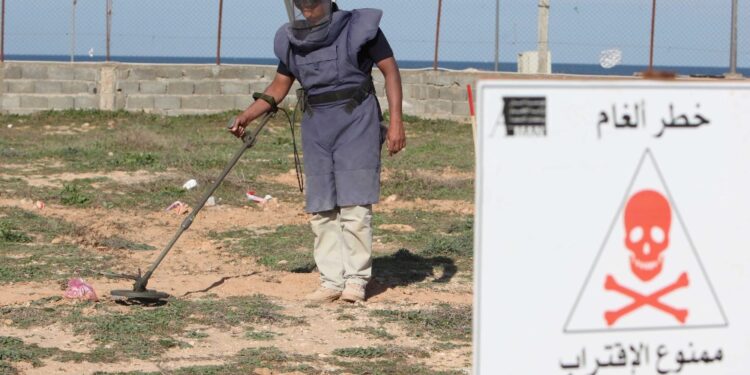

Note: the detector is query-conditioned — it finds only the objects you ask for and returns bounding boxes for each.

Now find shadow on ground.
[367,248,458,299]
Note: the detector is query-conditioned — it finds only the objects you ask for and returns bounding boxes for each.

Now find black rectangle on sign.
[503,97,547,136]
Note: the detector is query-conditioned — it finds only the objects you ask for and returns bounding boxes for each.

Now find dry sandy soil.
[0,167,474,375]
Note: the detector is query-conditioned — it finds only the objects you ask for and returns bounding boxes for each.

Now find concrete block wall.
[0,61,516,121]
[0,63,100,114]
[371,69,478,121]
[107,64,297,116]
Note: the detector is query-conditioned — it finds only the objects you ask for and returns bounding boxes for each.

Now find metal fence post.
[216,0,223,65]
[648,0,656,71]
[70,0,77,62]
[433,0,442,70]
[494,0,500,71]
[1,0,5,62]
[106,0,112,62]
[537,0,550,73]
[284,1,294,22]
[726,0,742,77]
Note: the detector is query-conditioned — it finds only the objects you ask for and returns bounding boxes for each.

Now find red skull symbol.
[624,190,671,282]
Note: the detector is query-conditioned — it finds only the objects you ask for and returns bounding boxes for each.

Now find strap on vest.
[303,79,375,114]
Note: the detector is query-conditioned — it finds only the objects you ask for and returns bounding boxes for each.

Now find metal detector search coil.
[100,112,276,303]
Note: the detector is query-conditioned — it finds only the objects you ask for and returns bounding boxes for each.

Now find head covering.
[284,0,333,43]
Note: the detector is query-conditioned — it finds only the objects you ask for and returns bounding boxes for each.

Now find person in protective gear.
[230,0,405,303]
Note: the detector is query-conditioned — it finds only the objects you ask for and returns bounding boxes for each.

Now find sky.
[2,0,748,68]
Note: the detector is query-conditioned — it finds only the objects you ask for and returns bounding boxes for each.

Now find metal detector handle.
[226,114,272,146]
[134,112,276,291]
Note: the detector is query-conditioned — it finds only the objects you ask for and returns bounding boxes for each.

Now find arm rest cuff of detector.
[253,92,279,113]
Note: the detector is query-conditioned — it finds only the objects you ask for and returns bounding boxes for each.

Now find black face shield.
[285,0,333,41]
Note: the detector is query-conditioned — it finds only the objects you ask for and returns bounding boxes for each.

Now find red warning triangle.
[564,149,727,333]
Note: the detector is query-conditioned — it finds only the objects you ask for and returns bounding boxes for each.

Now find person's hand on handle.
[229,72,296,139]
[228,112,252,139]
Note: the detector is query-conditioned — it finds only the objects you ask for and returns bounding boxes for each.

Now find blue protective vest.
[273,8,386,213]
[274,9,383,97]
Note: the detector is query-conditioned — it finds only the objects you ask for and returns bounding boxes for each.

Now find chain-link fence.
[1,0,748,76]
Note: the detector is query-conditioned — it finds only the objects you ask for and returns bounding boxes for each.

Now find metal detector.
[103,112,276,303]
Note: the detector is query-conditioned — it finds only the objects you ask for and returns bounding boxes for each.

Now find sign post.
[474,80,750,374]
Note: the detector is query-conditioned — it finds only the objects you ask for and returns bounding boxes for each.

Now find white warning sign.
[474,80,750,375]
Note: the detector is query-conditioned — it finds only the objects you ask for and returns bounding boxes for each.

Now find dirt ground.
[0,167,474,374]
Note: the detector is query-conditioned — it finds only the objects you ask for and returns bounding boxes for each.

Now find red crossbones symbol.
[604,272,689,326]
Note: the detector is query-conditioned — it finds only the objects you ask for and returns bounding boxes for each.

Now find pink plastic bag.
[63,278,99,302]
[165,200,190,215]
[246,190,272,204]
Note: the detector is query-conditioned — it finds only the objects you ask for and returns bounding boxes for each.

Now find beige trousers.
[310,205,373,291]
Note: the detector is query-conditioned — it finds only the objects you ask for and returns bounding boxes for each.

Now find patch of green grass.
[329,359,463,375]
[0,207,74,242]
[382,117,474,173]
[91,178,189,210]
[432,341,469,351]
[0,336,58,368]
[99,236,155,251]
[422,230,473,258]
[0,242,114,283]
[211,225,315,273]
[0,362,18,375]
[381,115,475,202]
[58,183,92,206]
[108,152,158,169]
[370,304,472,342]
[1,110,307,209]
[161,367,221,375]
[93,347,317,375]
[233,347,293,367]
[0,177,28,193]
[383,110,421,124]
[0,222,31,243]
[189,295,304,328]
[157,337,193,349]
[1,109,472,209]
[1,108,473,240]
[185,330,209,339]
[1,295,302,363]
[1,110,164,173]
[211,347,316,374]
[0,179,63,211]
[337,314,356,321]
[244,329,278,341]
[72,302,191,360]
[330,338,465,374]
[382,169,474,201]
[341,326,396,340]
[50,145,109,171]
[0,208,121,282]
[374,211,473,259]
[30,296,63,306]
[0,208,114,282]
[333,346,386,359]
[333,345,429,359]
[72,295,300,360]
[0,305,63,329]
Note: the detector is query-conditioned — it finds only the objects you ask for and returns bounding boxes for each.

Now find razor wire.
[0,0,747,76]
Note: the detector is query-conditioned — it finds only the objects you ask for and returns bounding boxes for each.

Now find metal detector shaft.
[133,112,275,291]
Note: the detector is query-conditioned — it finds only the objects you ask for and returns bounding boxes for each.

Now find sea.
[5,54,749,78]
